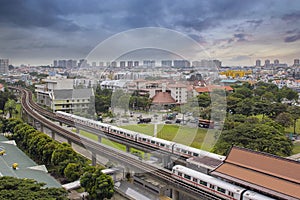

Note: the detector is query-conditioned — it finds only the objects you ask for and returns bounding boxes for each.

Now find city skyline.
[1,0,300,66]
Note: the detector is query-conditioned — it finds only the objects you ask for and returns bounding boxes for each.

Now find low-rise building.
[35,77,94,113]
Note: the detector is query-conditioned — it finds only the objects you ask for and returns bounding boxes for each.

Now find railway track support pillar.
[76,128,80,134]
[40,124,44,133]
[171,188,179,200]
[51,131,55,140]
[163,154,171,168]
[92,152,97,166]
[67,138,72,145]
[98,135,102,143]
[59,122,62,126]
[126,145,130,153]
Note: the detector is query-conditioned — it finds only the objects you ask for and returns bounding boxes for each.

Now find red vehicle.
[198,119,214,128]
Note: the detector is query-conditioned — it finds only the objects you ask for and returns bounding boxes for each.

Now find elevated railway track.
[12,86,224,200]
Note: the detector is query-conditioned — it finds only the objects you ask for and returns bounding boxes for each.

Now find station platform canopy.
[0,135,61,188]
[211,146,300,200]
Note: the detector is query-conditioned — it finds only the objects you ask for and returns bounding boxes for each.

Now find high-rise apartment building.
[173,60,190,68]
[127,61,133,68]
[161,60,172,67]
[256,59,261,67]
[120,61,126,67]
[294,59,299,66]
[0,59,9,74]
[134,61,139,67]
[265,59,271,67]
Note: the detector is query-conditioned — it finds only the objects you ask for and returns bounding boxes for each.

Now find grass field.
[292,141,300,155]
[121,124,218,151]
[77,129,148,159]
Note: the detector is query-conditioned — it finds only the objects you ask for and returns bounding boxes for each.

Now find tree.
[64,163,82,182]
[80,168,114,200]
[197,93,211,108]
[275,112,293,128]
[4,99,16,118]
[287,106,300,135]
[0,176,68,200]
[213,121,293,156]
[235,98,254,116]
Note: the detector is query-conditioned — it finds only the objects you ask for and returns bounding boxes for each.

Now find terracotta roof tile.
[194,85,234,93]
[211,146,300,199]
[152,92,176,104]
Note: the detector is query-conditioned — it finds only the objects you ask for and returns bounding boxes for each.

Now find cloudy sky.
[1,0,300,66]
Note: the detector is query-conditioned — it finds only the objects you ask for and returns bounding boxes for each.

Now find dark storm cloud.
[286,29,298,34]
[284,32,300,43]
[0,0,269,34]
[246,19,263,28]
[227,33,250,44]
[282,11,300,22]
[1,0,299,65]
[0,0,82,31]
[234,33,249,42]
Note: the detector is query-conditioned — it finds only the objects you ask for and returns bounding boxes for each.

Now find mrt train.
[172,165,275,200]
[56,111,225,161]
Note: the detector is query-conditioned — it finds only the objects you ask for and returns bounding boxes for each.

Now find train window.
[217,187,226,194]
[192,178,198,183]
[160,143,165,147]
[127,134,130,137]
[193,153,199,156]
[182,150,187,153]
[178,172,182,177]
[151,141,155,144]
[200,180,207,186]
[228,191,234,197]
[184,174,191,180]
[188,151,192,155]
[142,138,147,142]
[210,184,215,190]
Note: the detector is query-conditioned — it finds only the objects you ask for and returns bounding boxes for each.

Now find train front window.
[228,191,234,197]
[178,172,182,177]
[210,184,215,189]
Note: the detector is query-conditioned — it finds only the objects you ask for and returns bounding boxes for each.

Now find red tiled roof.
[211,146,300,200]
[194,85,233,93]
[152,92,176,104]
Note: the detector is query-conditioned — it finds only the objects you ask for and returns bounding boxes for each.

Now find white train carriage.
[56,111,73,120]
[242,190,275,200]
[136,134,174,152]
[108,126,138,140]
[172,165,245,200]
[172,143,225,160]
[93,120,110,132]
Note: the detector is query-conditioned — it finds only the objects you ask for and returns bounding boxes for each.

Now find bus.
[198,119,214,128]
